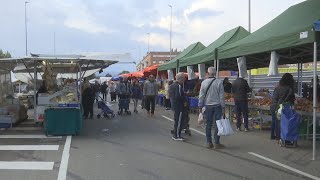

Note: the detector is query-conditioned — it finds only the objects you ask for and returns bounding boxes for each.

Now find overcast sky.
[0,0,305,75]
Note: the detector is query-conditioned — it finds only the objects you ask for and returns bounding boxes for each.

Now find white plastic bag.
[198,107,206,125]
[216,118,234,136]
[198,113,204,125]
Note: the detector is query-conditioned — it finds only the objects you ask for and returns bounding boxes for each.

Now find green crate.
[45,108,82,136]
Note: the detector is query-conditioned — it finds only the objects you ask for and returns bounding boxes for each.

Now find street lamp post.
[147,33,150,54]
[248,0,251,33]
[168,5,172,61]
[25,1,29,56]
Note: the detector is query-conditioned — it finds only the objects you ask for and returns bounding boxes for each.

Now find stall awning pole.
[33,60,37,123]
[313,41,317,161]
[217,59,220,78]
[297,63,301,95]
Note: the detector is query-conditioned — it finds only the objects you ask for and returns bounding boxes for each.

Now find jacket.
[171,82,186,110]
[117,81,132,95]
[270,85,295,112]
[109,84,116,93]
[232,78,250,101]
[143,80,158,96]
[131,85,142,98]
[82,87,95,105]
[198,77,225,108]
[100,84,108,93]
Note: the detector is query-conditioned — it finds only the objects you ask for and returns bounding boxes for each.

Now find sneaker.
[206,142,214,149]
[177,137,185,141]
[214,144,225,149]
[244,128,249,132]
[236,128,241,131]
[172,136,179,141]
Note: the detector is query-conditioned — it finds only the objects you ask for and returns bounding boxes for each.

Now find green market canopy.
[157,42,205,71]
[179,26,250,68]
[218,0,320,70]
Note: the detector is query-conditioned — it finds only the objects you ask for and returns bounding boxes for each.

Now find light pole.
[25,1,29,56]
[168,5,172,61]
[147,33,150,54]
[248,0,251,33]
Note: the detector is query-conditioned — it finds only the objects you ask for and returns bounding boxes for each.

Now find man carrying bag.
[198,67,225,149]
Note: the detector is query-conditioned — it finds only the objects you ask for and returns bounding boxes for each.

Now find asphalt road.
[0,97,320,180]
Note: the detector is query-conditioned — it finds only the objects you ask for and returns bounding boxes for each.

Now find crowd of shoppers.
[80,69,301,150]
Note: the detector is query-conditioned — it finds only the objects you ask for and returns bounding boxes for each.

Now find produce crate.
[44,108,82,136]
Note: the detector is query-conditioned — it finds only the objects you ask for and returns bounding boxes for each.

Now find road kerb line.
[0,135,62,139]
[57,136,72,180]
[248,152,320,180]
[0,145,59,151]
[0,161,54,170]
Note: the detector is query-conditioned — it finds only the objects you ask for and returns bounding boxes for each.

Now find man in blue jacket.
[171,72,187,141]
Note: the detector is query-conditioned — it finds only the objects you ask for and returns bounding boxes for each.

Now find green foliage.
[0,49,12,58]
[118,70,130,75]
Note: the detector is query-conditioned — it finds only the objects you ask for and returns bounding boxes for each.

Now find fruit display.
[249,97,272,107]
[49,85,78,104]
[255,88,271,97]
[225,93,233,100]
[226,97,234,103]
[295,98,316,112]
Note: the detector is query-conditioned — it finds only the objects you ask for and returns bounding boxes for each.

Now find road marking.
[20,121,35,125]
[0,135,62,139]
[162,115,174,122]
[8,127,43,131]
[57,136,72,180]
[0,145,59,151]
[248,152,320,180]
[0,161,54,170]
[189,127,206,136]
[162,115,206,136]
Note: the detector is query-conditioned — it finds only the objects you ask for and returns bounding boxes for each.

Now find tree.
[87,73,96,80]
[0,49,12,58]
[105,73,112,77]
[118,70,130,75]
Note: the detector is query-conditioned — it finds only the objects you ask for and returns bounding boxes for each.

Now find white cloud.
[32,0,113,34]
[135,0,305,52]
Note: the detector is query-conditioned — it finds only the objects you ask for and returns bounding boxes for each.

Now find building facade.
[136,50,180,71]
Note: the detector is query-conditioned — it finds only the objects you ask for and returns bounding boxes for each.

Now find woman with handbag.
[270,73,295,140]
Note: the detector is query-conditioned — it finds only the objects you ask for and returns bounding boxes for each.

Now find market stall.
[0,55,117,135]
[0,63,28,128]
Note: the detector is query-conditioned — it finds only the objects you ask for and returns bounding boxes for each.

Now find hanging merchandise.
[167,69,174,81]
[237,56,248,78]
[267,51,279,76]
[198,64,206,79]
[187,66,196,80]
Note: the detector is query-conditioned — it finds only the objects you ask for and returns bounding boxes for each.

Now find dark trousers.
[83,103,93,118]
[145,95,156,113]
[110,92,116,102]
[102,92,107,101]
[271,111,280,139]
[235,100,249,129]
[165,98,171,108]
[173,107,183,138]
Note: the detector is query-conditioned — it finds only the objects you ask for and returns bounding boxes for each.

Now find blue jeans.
[205,105,222,144]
